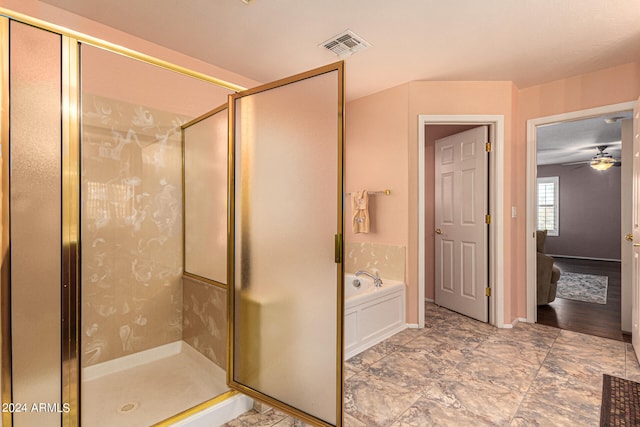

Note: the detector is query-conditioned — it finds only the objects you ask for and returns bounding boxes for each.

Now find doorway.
[525,102,636,342]
[433,126,490,322]
[418,115,506,328]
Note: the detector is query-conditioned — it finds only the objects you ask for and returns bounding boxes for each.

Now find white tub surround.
[344,274,406,359]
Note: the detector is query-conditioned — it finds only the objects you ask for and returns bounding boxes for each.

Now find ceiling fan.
[589,145,621,170]
[563,145,621,170]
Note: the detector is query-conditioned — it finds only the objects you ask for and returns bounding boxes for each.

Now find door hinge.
[485,214,491,225]
[485,287,491,297]
[485,142,492,152]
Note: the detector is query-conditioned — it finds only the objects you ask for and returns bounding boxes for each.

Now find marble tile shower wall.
[182,276,227,368]
[81,94,185,367]
[345,242,406,282]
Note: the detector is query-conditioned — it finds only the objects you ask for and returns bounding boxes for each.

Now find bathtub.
[344,274,406,359]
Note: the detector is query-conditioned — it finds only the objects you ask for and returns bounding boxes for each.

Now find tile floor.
[224,302,640,426]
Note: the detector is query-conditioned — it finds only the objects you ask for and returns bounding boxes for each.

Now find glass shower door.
[228,62,345,426]
[183,104,229,286]
[79,43,235,427]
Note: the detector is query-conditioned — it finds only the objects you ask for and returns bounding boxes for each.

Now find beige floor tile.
[222,409,288,427]
[422,377,524,426]
[526,365,603,418]
[474,336,551,367]
[344,371,421,427]
[226,303,629,426]
[453,351,540,393]
[365,349,455,393]
[511,393,600,427]
[625,343,640,381]
[391,395,503,427]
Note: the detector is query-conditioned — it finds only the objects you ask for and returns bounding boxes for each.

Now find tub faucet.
[355,270,383,287]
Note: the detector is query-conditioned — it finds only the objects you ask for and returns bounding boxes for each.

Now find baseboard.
[424,298,435,303]
[406,323,420,329]
[550,254,621,263]
[498,317,527,329]
[512,317,527,328]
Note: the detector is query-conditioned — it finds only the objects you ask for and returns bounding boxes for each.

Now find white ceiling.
[37,0,640,101]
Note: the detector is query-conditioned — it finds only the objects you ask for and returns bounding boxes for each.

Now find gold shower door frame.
[0,16,9,427]
[0,18,74,426]
[0,8,345,427]
[61,33,81,427]
[227,62,344,426]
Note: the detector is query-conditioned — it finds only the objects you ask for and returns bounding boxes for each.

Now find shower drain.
[117,402,139,414]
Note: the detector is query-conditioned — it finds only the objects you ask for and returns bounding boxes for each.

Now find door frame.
[418,115,505,328]
[525,101,636,323]
[228,62,345,427]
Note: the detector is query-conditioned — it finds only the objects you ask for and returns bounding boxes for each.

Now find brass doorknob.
[626,233,634,242]
[435,228,443,235]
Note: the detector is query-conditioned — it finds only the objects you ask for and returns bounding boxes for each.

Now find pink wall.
[81,45,228,118]
[408,81,518,324]
[347,81,517,325]
[0,0,263,126]
[515,61,640,317]
[345,84,412,314]
[7,0,640,326]
[518,62,640,121]
[346,84,409,246]
[348,63,640,326]
[0,0,261,96]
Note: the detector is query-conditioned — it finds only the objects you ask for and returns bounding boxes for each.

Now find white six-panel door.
[435,126,489,322]
[632,98,640,362]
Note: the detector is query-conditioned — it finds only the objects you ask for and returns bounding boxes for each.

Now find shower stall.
[2,13,249,427]
[1,8,345,427]
[78,46,241,426]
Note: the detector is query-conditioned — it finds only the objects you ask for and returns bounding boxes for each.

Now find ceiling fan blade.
[560,160,590,166]
[559,159,622,166]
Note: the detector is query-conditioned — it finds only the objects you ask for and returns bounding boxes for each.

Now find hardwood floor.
[537,257,630,342]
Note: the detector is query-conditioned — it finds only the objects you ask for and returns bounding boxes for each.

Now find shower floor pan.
[82,341,250,426]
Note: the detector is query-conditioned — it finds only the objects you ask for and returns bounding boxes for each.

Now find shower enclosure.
[78,45,237,426]
[2,14,244,426]
[1,8,344,427]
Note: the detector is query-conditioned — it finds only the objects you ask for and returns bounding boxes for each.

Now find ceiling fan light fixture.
[588,145,617,171]
[590,157,615,171]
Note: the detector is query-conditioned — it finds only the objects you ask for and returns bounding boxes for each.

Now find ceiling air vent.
[320,30,371,58]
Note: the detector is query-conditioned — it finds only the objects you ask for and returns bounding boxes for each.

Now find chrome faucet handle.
[355,270,383,286]
[373,271,383,287]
